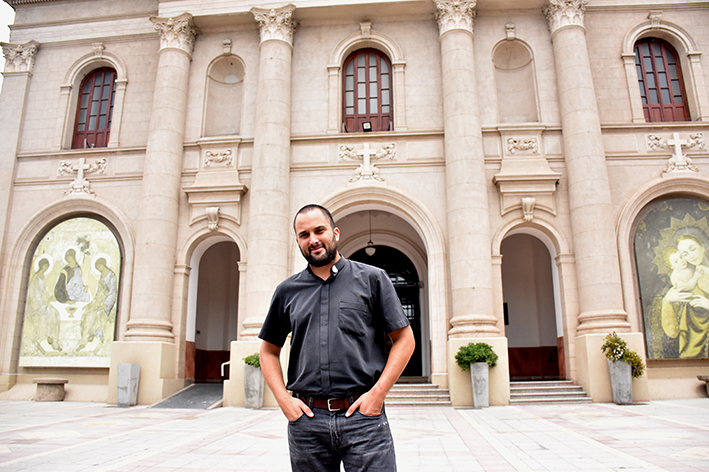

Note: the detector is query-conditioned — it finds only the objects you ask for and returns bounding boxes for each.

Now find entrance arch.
[185,236,242,383]
[336,207,430,380]
[501,232,562,380]
[350,245,423,377]
[319,183,448,382]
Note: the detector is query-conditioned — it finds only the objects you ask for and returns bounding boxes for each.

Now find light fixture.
[365,210,376,256]
[362,121,372,132]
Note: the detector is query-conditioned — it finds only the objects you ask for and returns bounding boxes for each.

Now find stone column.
[544,0,630,335]
[435,1,498,338]
[0,41,38,269]
[239,5,296,340]
[124,13,198,342]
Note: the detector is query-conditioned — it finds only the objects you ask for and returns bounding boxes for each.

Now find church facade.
[0,0,708,407]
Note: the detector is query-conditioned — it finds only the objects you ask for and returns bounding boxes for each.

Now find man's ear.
[334,227,340,241]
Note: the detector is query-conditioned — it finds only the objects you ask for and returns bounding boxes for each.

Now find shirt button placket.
[319,283,330,392]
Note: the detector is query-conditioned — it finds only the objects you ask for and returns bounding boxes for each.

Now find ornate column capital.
[543,0,588,35]
[435,0,476,36]
[1,40,39,74]
[251,4,296,46]
[150,13,198,56]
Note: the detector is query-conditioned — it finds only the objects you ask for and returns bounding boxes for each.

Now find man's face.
[294,209,340,267]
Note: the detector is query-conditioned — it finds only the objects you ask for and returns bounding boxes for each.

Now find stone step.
[387,383,451,407]
[509,380,592,405]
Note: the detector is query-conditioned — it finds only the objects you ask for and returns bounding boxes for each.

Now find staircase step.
[509,380,592,405]
[387,383,451,407]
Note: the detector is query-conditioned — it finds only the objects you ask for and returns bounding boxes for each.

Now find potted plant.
[600,332,645,405]
[455,342,498,408]
[243,353,264,409]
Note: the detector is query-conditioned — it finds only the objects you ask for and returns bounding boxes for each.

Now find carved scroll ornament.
[151,13,198,56]
[543,0,588,34]
[251,5,296,45]
[1,40,39,74]
[435,0,476,36]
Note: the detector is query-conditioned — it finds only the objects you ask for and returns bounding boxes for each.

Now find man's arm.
[346,325,415,417]
[259,340,313,421]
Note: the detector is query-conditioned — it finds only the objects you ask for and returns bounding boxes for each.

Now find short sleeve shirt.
[259,256,410,397]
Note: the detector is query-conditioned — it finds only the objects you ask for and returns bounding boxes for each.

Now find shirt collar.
[306,254,347,281]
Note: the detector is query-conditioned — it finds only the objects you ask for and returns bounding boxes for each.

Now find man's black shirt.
[259,256,410,397]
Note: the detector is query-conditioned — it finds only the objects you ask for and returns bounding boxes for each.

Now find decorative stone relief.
[522,197,536,222]
[360,22,372,37]
[184,138,247,228]
[1,40,39,74]
[339,143,396,183]
[92,43,105,57]
[222,39,233,55]
[204,149,233,167]
[151,13,198,56]
[57,157,107,197]
[435,0,476,36]
[206,207,220,231]
[507,137,538,154]
[543,0,588,34]
[251,5,296,46]
[649,10,663,28]
[506,23,516,41]
[647,132,704,175]
[493,129,560,220]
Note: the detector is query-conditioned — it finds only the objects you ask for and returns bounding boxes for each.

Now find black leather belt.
[294,393,362,411]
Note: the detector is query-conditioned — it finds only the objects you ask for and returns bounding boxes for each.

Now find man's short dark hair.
[294,204,336,232]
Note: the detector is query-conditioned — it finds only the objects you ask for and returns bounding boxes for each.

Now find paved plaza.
[0,398,707,471]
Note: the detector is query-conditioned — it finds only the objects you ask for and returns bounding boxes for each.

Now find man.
[259,204,415,472]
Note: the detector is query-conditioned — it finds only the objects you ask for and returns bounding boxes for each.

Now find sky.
[0,2,15,91]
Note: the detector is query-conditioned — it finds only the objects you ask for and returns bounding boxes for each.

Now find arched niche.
[203,54,245,137]
[492,39,539,123]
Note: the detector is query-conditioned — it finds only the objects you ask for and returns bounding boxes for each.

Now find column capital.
[150,13,198,56]
[1,40,39,75]
[251,4,296,46]
[543,0,588,35]
[435,0,476,36]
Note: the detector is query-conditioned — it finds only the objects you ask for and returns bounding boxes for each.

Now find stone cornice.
[150,12,198,56]
[251,4,296,46]
[435,0,476,36]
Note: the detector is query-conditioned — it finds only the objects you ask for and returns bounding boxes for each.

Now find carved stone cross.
[57,157,107,196]
[339,143,396,182]
[647,132,704,174]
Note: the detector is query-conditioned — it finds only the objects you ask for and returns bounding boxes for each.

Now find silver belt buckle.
[327,398,340,411]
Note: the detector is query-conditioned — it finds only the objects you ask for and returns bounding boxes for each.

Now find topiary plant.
[243,353,260,368]
[455,342,498,370]
[600,332,645,379]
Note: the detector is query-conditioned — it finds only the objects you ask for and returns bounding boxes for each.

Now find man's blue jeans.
[287,406,397,471]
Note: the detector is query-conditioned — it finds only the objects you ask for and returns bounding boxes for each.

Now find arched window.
[634,38,689,122]
[72,68,117,149]
[342,49,392,133]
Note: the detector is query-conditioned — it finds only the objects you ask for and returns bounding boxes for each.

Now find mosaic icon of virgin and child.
[24,248,117,356]
[660,233,709,358]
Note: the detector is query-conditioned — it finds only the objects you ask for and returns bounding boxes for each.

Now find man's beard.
[303,240,338,267]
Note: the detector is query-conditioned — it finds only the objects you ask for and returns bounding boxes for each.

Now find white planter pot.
[470,362,489,408]
[607,359,632,405]
[244,364,264,409]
